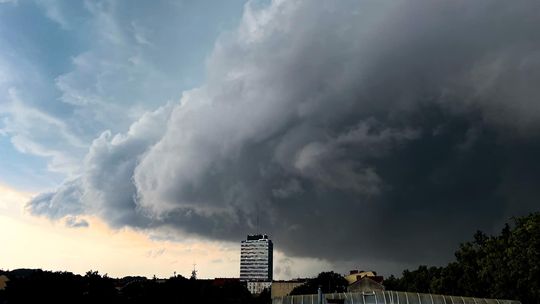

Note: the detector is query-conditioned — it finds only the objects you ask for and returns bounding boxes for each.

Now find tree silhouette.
[290,271,348,295]
[384,212,540,303]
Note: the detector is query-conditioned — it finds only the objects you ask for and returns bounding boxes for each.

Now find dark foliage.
[385,212,540,303]
[289,271,348,295]
[252,287,271,304]
[0,270,264,304]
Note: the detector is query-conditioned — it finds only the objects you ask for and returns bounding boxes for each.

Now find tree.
[290,271,348,295]
[385,212,540,303]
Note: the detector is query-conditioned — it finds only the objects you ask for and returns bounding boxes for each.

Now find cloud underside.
[27,0,540,271]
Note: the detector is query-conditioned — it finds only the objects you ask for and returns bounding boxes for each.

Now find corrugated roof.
[272,290,521,304]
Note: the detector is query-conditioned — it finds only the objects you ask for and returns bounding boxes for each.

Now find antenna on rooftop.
[190,263,197,280]
[256,204,260,234]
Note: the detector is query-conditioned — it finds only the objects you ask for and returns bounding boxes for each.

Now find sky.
[1,0,540,280]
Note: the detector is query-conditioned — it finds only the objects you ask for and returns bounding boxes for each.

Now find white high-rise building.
[240,234,273,282]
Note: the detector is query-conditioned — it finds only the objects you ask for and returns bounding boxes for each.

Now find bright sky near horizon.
[1,184,226,278]
[0,183,328,279]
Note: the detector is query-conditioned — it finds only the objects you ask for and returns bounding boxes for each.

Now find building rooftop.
[246,234,269,241]
[272,290,521,304]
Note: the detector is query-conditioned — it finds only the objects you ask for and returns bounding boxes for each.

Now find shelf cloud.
[27,0,540,272]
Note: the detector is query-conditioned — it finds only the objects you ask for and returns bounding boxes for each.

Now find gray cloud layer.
[64,216,89,228]
[28,0,540,273]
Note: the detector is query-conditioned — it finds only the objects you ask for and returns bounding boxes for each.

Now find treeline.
[384,212,540,303]
[0,270,269,304]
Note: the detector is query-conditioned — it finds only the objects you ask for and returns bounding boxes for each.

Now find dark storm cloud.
[28,0,540,274]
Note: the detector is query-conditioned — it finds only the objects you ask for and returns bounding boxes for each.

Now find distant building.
[247,281,272,294]
[240,234,273,294]
[240,234,273,282]
[347,277,385,293]
[345,270,384,293]
[345,270,382,284]
[271,280,307,298]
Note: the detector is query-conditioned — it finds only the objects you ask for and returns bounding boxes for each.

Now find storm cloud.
[27,0,540,273]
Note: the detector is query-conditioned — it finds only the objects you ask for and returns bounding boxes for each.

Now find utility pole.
[190,263,197,280]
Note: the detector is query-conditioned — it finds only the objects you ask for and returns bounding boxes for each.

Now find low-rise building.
[271,280,306,298]
[347,276,384,293]
[272,290,521,304]
[247,281,272,294]
[345,270,382,285]
[344,269,384,293]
